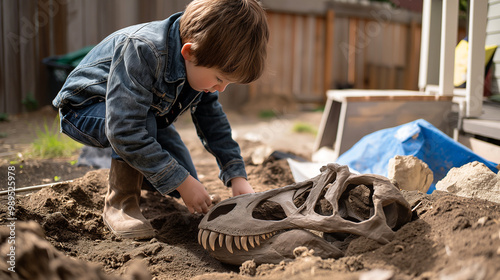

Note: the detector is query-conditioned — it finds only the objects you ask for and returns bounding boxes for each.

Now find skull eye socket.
[293,182,313,208]
[314,185,333,216]
[207,203,237,221]
[252,200,287,220]
[338,183,374,223]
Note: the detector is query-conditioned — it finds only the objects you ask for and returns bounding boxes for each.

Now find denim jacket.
[52,12,247,194]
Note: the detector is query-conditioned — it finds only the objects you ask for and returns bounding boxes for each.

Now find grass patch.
[258,110,278,119]
[0,113,8,122]
[29,116,83,158]
[291,122,317,135]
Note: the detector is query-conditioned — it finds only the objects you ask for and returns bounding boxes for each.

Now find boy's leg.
[59,102,109,148]
[60,103,155,239]
[103,158,155,239]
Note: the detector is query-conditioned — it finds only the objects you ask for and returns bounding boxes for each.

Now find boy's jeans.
[59,102,197,197]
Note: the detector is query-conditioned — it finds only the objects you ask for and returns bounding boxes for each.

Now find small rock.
[476,216,489,227]
[452,217,471,231]
[293,246,312,258]
[149,238,159,244]
[388,155,433,193]
[240,260,257,276]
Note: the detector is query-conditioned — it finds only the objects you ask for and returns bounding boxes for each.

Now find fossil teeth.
[225,235,234,253]
[209,231,219,251]
[198,229,203,245]
[219,233,225,247]
[202,230,210,250]
[261,234,266,240]
[254,235,260,246]
[241,236,249,251]
[248,235,255,248]
[234,235,241,250]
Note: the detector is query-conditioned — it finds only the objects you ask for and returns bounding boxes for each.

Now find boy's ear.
[181,43,194,62]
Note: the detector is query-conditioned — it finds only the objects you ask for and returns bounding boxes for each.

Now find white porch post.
[438,0,458,96]
[465,0,487,117]
[418,0,442,91]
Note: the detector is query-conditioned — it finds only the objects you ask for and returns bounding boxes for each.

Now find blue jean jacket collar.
[165,12,188,85]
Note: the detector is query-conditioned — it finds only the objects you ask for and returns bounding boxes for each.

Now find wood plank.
[19,0,38,109]
[486,18,500,34]
[314,16,324,98]
[487,1,500,18]
[438,0,458,96]
[486,33,500,47]
[0,1,4,113]
[84,0,100,45]
[52,0,67,55]
[292,15,303,97]
[323,9,335,93]
[354,19,365,89]
[347,18,357,86]
[393,23,406,67]
[3,0,22,114]
[115,0,139,29]
[269,12,280,94]
[465,0,488,117]
[301,15,315,98]
[334,17,349,87]
[37,0,54,106]
[283,14,293,95]
[463,119,500,141]
[405,20,420,90]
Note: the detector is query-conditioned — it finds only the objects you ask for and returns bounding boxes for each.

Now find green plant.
[258,110,278,119]
[0,113,8,122]
[291,122,317,135]
[30,116,83,158]
[22,93,39,112]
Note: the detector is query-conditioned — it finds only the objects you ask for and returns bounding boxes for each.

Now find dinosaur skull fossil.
[198,163,412,265]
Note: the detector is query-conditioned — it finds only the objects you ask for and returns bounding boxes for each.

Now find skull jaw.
[206,229,344,265]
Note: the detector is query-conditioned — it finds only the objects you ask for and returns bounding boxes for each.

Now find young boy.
[52,0,269,239]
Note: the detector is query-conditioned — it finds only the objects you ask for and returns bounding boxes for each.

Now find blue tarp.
[336,119,499,193]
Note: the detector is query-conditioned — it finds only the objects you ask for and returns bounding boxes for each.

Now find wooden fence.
[1,0,425,115]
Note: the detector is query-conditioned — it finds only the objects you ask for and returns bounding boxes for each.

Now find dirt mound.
[0,221,150,280]
[1,144,500,279]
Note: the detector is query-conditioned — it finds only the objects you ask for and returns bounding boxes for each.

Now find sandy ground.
[1,107,500,279]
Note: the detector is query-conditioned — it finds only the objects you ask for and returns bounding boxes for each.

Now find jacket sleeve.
[191,91,247,186]
[106,37,189,195]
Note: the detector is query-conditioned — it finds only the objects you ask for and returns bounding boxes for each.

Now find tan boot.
[103,159,155,239]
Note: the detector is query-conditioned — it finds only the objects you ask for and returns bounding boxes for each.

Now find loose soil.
[1,107,500,280]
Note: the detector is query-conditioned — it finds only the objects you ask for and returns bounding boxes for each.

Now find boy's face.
[182,43,232,93]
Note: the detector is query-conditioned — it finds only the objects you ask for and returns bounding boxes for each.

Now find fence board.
[334,17,349,87]
[66,0,83,53]
[324,9,335,93]
[0,1,4,114]
[84,0,100,45]
[354,19,365,89]
[3,0,22,114]
[19,0,38,109]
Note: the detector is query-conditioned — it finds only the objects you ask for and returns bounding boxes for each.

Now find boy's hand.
[177,175,212,214]
[231,177,255,197]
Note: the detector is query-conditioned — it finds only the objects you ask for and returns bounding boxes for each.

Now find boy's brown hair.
[180,0,269,84]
